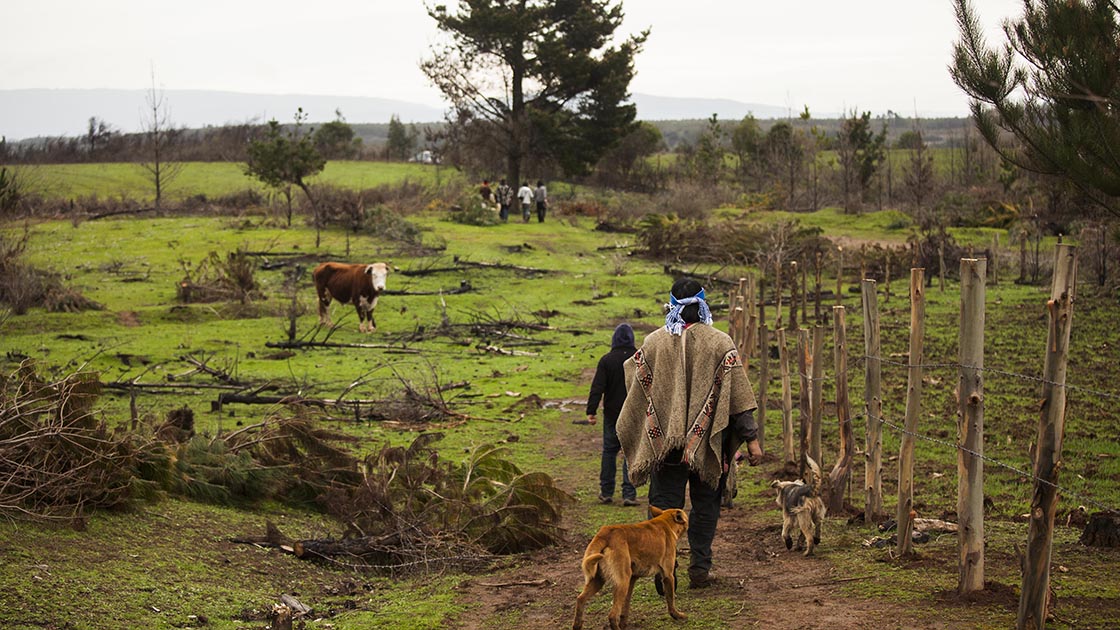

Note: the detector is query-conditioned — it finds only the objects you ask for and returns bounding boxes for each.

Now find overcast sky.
[2,0,1024,117]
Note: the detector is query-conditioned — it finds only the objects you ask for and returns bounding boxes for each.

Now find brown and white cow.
[312,262,390,333]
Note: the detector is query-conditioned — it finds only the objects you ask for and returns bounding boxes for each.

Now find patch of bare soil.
[116,310,141,326]
[447,406,937,630]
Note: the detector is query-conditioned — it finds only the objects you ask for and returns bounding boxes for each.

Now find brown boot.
[688,570,713,589]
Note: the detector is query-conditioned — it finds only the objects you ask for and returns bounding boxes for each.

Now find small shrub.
[0,228,102,314]
[446,195,500,226]
[177,249,263,304]
[649,180,736,220]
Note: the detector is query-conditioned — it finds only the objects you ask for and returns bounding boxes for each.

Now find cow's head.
[365,263,389,293]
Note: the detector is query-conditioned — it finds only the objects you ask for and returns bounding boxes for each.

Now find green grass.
[2,198,1118,628]
[16,160,456,202]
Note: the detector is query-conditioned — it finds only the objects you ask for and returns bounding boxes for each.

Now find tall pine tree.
[951,0,1120,217]
[422,0,647,185]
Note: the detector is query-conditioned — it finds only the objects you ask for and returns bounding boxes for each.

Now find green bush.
[446,196,500,226]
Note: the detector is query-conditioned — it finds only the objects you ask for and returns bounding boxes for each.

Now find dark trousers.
[600,420,636,500]
[648,457,726,575]
[499,203,510,222]
[536,202,547,222]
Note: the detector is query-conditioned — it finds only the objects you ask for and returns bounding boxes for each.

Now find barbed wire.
[765,353,1120,403]
[871,357,1120,402]
[844,410,1120,515]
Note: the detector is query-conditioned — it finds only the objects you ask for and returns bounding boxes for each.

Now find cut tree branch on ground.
[105,381,245,392]
[179,353,244,385]
[475,579,551,588]
[478,344,538,357]
[451,256,553,274]
[265,339,420,352]
[383,281,474,296]
[86,207,156,220]
[398,265,471,277]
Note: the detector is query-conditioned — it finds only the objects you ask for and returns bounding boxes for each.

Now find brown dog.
[572,506,688,630]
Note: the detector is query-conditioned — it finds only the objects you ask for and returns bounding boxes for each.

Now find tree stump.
[1079,512,1120,547]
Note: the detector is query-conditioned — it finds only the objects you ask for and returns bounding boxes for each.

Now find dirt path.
[449,404,936,630]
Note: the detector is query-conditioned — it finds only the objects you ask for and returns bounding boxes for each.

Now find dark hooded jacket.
[586,324,637,422]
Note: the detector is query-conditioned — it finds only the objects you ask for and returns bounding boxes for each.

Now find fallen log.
[213,393,387,411]
[87,207,155,220]
[105,381,245,392]
[265,340,420,352]
[383,281,474,296]
[452,256,553,274]
[476,579,551,588]
[478,344,539,357]
[398,265,471,277]
[231,521,295,552]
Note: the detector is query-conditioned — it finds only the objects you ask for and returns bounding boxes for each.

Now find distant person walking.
[517,181,534,223]
[586,323,639,507]
[480,179,493,203]
[496,178,513,222]
[534,180,548,223]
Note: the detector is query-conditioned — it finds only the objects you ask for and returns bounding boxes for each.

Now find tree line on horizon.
[0,0,1116,297]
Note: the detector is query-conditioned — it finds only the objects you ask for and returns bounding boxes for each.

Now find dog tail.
[805,455,825,497]
[581,552,605,584]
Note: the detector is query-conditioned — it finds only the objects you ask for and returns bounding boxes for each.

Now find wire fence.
[758,347,1120,514]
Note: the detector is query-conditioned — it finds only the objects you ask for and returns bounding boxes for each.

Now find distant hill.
[630,93,808,121]
[0,88,863,142]
[0,89,447,140]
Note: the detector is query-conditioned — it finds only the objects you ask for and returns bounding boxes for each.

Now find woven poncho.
[617,324,757,488]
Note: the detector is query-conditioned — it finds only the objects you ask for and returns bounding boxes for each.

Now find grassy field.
[1,194,1117,628]
[13,160,459,202]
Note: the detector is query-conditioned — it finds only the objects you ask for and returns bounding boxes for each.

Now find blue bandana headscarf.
[664,288,713,335]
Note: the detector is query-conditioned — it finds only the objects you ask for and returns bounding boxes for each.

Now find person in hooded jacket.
[586,323,640,506]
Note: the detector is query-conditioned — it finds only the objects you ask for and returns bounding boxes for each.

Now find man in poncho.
[617,278,763,588]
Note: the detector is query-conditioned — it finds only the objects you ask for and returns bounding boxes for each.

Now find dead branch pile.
[0,362,151,524]
[291,432,573,573]
[177,249,264,304]
[2,361,575,571]
[0,228,103,315]
[360,373,463,423]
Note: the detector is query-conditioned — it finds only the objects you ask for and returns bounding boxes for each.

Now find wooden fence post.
[790,261,800,331]
[758,323,770,452]
[731,278,745,347]
[885,258,892,303]
[828,306,853,514]
[797,328,812,478]
[959,258,987,595]
[836,246,844,306]
[991,235,1000,286]
[744,280,757,368]
[774,260,784,331]
[814,251,823,324]
[939,241,946,292]
[862,279,883,522]
[896,268,926,556]
[801,263,809,326]
[759,276,767,333]
[779,328,795,465]
[1017,244,1077,630]
[810,326,825,468]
